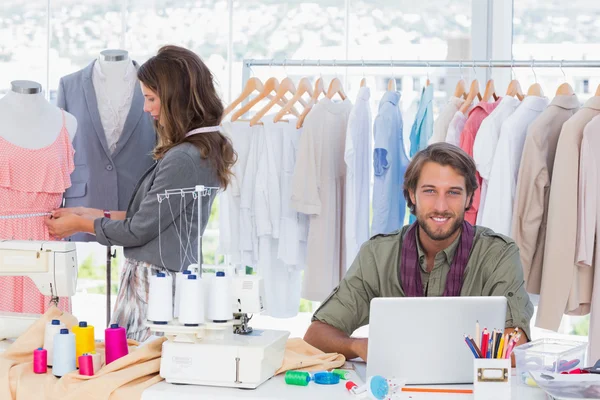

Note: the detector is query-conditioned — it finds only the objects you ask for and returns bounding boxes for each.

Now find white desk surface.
[142,362,548,400]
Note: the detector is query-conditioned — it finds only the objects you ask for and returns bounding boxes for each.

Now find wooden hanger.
[232,77,281,122]
[527,83,543,97]
[454,79,467,100]
[506,79,525,101]
[250,77,297,126]
[327,77,347,100]
[360,77,367,87]
[482,79,498,102]
[554,61,574,96]
[223,77,263,119]
[387,78,396,91]
[297,77,325,129]
[595,85,600,96]
[459,79,481,114]
[273,77,313,123]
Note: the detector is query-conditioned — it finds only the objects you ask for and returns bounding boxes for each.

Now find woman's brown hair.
[403,142,479,214]
[137,45,236,189]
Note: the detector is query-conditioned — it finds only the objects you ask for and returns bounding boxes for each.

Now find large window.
[0,1,47,95]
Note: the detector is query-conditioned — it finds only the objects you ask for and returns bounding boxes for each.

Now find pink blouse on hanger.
[0,110,75,314]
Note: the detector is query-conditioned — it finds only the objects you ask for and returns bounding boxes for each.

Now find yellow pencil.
[497,333,505,359]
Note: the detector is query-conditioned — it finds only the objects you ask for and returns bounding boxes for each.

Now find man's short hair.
[403,143,479,215]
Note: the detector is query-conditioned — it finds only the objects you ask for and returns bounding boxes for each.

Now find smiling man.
[304,143,533,362]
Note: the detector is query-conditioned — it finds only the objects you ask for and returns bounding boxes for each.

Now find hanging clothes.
[291,97,353,302]
[473,96,521,224]
[0,111,74,314]
[276,120,309,269]
[458,97,502,225]
[409,84,434,157]
[511,94,580,294]
[536,96,600,331]
[479,95,549,236]
[576,114,600,363]
[430,96,468,144]
[445,111,468,147]
[371,91,409,236]
[344,87,372,268]
[218,121,255,265]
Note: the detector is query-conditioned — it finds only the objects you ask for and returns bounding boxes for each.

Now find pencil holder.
[473,358,511,400]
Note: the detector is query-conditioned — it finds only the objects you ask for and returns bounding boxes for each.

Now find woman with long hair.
[45,45,237,340]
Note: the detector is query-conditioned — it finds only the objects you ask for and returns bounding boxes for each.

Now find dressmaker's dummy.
[57,49,156,241]
[0,81,77,146]
[0,80,76,314]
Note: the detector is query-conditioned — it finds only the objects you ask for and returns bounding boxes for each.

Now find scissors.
[583,359,600,374]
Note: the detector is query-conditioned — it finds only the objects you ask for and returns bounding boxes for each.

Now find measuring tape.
[0,212,52,219]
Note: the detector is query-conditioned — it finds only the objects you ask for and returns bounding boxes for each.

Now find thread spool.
[105,324,129,365]
[52,328,76,377]
[179,274,204,326]
[332,369,350,380]
[79,354,94,376]
[33,348,47,374]
[71,321,95,368]
[284,370,311,386]
[90,352,102,373]
[207,271,233,322]
[313,371,340,385]
[147,272,173,324]
[43,319,65,366]
[174,270,192,318]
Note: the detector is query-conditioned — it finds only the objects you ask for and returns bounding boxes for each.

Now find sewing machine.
[149,269,290,390]
[0,240,78,340]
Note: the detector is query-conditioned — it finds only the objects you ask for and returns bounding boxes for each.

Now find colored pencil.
[475,320,480,348]
[468,335,482,358]
[464,335,479,358]
[480,329,489,359]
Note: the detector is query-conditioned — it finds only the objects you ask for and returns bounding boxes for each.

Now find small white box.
[473,358,511,400]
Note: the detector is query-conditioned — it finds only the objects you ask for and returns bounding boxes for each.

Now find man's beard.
[416,210,464,241]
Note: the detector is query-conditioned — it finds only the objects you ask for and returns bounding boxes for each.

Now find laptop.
[366,296,507,384]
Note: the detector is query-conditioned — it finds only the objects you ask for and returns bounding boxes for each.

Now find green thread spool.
[285,370,311,386]
[332,369,349,380]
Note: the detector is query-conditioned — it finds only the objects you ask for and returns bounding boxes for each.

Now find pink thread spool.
[105,324,128,364]
[79,354,94,376]
[33,348,47,374]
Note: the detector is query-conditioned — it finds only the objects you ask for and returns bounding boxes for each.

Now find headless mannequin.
[0,80,77,149]
[96,49,134,115]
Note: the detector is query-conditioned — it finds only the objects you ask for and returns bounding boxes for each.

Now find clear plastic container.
[513,338,588,387]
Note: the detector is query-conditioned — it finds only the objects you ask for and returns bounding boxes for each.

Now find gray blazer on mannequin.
[57,60,157,242]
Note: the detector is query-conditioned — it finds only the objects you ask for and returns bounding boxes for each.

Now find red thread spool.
[33,348,47,374]
[346,380,358,392]
[79,354,94,376]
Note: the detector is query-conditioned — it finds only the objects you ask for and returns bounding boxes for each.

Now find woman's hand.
[52,207,102,220]
[45,213,85,239]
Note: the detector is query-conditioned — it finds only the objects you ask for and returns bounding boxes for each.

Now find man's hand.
[351,337,369,362]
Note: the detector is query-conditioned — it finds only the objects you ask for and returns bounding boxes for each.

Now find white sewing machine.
[0,240,78,340]
[149,268,290,390]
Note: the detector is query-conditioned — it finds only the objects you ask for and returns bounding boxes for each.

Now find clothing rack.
[242,59,600,88]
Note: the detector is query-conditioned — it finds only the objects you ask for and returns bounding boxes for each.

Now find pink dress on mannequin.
[0,110,75,313]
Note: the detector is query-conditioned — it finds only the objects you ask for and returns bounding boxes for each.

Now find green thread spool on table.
[332,369,350,380]
[285,371,311,386]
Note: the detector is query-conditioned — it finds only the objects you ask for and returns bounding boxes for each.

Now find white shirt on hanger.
[473,96,521,223]
[291,97,353,302]
[218,121,256,264]
[430,96,466,144]
[92,60,137,153]
[445,111,468,147]
[479,95,549,236]
[344,87,372,269]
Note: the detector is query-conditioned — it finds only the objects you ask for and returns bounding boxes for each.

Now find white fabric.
[473,96,521,224]
[430,96,466,144]
[445,111,467,146]
[479,95,549,236]
[344,87,372,269]
[92,60,137,153]
[218,121,255,264]
[291,97,353,301]
[276,120,308,267]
